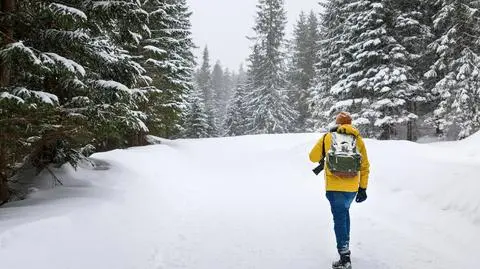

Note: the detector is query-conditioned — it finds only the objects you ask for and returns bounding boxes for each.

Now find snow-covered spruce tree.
[311,0,353,130]
[222,68,235,108]
[138,0,195,138]
[194,46,217,136]
[389,0,436,140]
[424,0,480,139]
[224,72,249,136]
[235,64,248,89]
[0,1,151,200]
[288,11,319,131]
[183,86,210,138]
[245,0,296,134]
[327,0,422,139]
[162,0,196,137]
[211,61,226,131]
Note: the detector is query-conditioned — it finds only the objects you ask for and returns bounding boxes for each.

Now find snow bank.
[367,139,480,225]
[460,131,480,157]
[428,130,480,160]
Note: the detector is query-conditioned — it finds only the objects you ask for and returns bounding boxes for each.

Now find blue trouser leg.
[326,191,357,254]
[346,207,350,246]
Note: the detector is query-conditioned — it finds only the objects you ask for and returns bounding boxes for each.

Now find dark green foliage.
[136,0,195,138]
[0,0,195,202]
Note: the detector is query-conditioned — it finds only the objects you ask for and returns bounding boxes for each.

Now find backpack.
[326,132,362,178]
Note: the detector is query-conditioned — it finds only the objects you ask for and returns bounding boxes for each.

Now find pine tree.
[245,0,296,134]
[195,46,217,136]
[324,0,421,139]
[312,0,353,130]
[425,0,480,139]
[183,86,210,138]
[289,11,320,131]
[138,0,195,138]
[0,1,151,150]
[388,0,436,140]
[223,65,248,136]
[235,64,248,87]
[224,81,250,136]
[0,0,157,200]
[211,61,226,129]
[222,68,235,107]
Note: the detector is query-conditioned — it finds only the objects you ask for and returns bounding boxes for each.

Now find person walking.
[309,112,370,269]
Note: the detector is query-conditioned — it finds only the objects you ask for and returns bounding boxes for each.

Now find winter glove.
[355,187,367,203]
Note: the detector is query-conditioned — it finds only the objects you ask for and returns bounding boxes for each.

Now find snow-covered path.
[0,134,479,269]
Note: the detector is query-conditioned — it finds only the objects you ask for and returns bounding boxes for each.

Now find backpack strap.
[312,133,328,175]
[321,133,326,159]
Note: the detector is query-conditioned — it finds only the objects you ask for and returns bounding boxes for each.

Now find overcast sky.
[187,0,322,72]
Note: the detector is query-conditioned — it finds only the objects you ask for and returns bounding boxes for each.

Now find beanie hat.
[336,112,352,125]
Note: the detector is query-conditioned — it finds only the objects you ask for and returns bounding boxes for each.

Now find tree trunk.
[0,146,10,204]
[379,124,391,140]
[407,120,414,141]
[129,132,147,147]
[0,0,15,87]
[407,101,418,141]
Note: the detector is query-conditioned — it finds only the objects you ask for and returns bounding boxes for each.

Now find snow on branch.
[92,1,136,10]
[0,92,25,104]
[129,30,143,45]
[143,45,167,56]
[329,98,369,114]
[371,98,406,110]
[49,3,87,22]
[0,42,41,66]
[151,7,168,17]
[94,80,130,92]
[129,110,149,133]
[12,87,59,105]
[42,53,86,76]
[44,29,90,43]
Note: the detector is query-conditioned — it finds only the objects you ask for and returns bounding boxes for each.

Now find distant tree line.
[197,0,479,141]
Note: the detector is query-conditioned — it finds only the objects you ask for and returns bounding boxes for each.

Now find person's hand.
[356,187,367,203]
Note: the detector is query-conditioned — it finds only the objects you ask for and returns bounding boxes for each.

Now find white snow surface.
[0,133,479,269]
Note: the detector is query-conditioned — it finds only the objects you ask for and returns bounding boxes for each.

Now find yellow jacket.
[309,125,370,192]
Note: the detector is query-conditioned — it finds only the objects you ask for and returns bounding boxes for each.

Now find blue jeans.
[326,191,357,254]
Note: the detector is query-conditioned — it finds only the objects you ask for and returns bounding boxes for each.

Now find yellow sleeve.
[309,135,326,163]
[357,136,370,189]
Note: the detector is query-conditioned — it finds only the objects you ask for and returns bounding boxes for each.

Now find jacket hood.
[337,124,360,137]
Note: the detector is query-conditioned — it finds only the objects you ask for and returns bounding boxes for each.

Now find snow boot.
[332,252,352,269]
